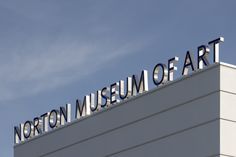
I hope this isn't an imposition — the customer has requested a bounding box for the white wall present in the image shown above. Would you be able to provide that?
[220,63,236,157]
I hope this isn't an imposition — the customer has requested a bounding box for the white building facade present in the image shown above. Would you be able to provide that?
[14,63,236,157]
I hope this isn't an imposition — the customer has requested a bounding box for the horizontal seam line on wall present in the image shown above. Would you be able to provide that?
[221,90,236,96]
[221,118,236,123]
[219,154,236,157]
[103,118,219,157]
[207,152,236,157]
[216,154,235,157]
[39,90,220,157]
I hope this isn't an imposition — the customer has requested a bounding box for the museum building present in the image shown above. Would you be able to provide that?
[14,62,236,157]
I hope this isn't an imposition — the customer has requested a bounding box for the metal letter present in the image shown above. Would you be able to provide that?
[208,37,224,63]
[182,51,195,75]
[90,91,102,112]
[33,117,42,136]
[40,112,49,132]
[131,70,148,96]
[75,95,91,119]
[153,63,168,86]
[14,124,24,144]
[101,87,110,108]
[49,109,60,129]
[110,82,120,104]
[23,121,33,139]
[198,45,210,69]
[119,77,132,100]
[60,104,72,125]
[168,56,179,81]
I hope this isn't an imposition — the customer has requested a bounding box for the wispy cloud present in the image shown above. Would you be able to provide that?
[0,0,157,103]
[0,36,150,102]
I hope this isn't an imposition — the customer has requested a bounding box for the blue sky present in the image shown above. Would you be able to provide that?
[0,0,236,156]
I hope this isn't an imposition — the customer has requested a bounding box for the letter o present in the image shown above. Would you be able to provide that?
[23,121,32,139]
[153,63,168,86]
[49,110,59,128]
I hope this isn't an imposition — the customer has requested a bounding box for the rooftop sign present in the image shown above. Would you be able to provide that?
[14,37,224,145]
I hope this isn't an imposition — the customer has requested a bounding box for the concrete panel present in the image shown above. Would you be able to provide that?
[220,63,236,94]
[220,91,236,121]
[220,119,236,157]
